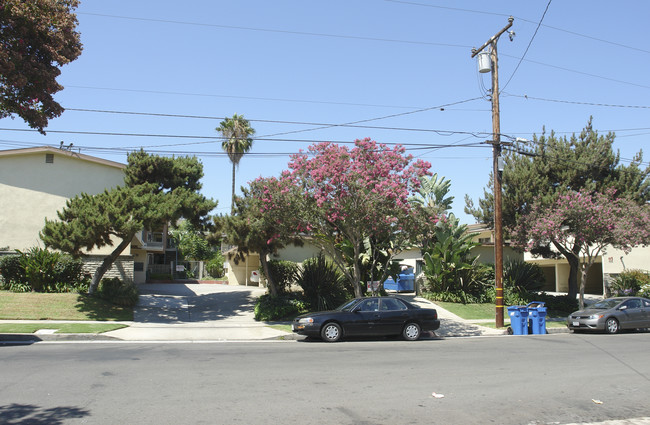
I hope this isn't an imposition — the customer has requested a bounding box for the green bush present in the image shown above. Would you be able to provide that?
[297,254,348,311]
[97,277,139,307]
[17,247,61,292]
[149,273,173,281]
[503,259,545,292]
[205,253,225,278]
[0,250,87,292]
[610,270,650,296]
[260,260,299,294]
[254,294,307,321]
[0,255,26,288]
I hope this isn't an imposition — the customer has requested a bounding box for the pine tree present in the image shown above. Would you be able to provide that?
[41,151,216,294]
[465,119,649,298]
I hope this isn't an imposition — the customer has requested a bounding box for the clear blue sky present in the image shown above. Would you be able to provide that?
[2,0,648,223]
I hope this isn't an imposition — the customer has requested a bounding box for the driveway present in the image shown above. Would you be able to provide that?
[104,283,290,341]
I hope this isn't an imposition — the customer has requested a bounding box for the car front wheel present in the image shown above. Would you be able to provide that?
[605,317,619,334]
[403,322,421,341]
[321,322,342,342]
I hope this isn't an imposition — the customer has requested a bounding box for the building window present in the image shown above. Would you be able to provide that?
[134,262,144,272]
[45,153,54,163]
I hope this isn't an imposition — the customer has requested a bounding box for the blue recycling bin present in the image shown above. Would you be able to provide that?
[383,277,397,291]
[396,268,415,292]
[526,302,547,335]
[507,306,529,335]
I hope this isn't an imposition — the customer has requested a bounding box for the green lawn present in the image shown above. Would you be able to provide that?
[0,291,133,321]
[434,301,568,329]
[0,323,127,334]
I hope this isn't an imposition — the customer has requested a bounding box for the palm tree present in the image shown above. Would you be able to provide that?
[216,114,256,214]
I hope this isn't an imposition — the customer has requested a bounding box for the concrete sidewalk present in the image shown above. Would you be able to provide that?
[1,284,568,343]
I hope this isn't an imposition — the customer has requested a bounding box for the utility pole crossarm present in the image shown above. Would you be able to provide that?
[471,17,514,57]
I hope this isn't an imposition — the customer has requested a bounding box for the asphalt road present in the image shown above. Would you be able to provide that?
[1,333,649,425]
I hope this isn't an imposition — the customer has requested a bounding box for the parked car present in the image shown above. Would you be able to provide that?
[292,296,440,342]
[567,297,650,334]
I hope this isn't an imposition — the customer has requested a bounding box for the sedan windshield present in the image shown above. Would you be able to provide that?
[336,299,360,312]
[589,299,623,309]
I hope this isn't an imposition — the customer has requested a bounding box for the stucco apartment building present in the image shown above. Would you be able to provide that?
[0,146,174,284]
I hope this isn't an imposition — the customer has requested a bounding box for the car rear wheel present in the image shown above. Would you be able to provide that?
[605,317,619,334]
[403,322,421,341]
[321,322,342,342]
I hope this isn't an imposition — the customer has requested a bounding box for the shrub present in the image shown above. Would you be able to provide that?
[503,259,545,292]
[260,260,299,294]
[639,283,650,298]
[297,254,348,311]
[1,250,87,292]
[0,255,26,288]
[610,270,650,296]
[205,253,225,278]
[422,290,487,304]
[97,277,139,307]
[53,255,86,289]
[254,294,307,321]
[17,247,61,292]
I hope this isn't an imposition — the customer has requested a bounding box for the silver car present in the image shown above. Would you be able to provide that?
[567,297,650,334]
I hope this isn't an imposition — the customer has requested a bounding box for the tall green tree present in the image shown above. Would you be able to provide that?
[465,119,649,298]
[0,0,82,133]
[216,114,255,214]
[41,151,216,294]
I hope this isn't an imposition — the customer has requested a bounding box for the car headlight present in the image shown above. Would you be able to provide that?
[298,317,314,324]
[589,314,604,320]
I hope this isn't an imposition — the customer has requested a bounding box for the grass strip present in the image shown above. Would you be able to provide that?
[0,323,128,334]
[0,291,133,321]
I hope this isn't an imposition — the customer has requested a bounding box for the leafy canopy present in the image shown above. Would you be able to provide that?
[0,0,82,133]
[41,151,216,293]
[465,119,649,297]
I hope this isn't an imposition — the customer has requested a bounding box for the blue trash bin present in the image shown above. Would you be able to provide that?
[527,302,547,334]
[507,306,529,335]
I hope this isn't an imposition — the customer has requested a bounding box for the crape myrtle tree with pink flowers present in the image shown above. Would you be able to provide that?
[277,138,432,298]
[511,189,650,309]
[218,175,304,297]
[466,119,649,299]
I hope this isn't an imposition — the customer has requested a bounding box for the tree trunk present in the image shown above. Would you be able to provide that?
[231,162,236,215]
[259,249,278,297]
[88,237,133,295]
[353,242,363,298]
[553,241,579,299]
[579,264,588,310]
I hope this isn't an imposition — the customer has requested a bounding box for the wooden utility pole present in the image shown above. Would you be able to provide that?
[471,17,513,329]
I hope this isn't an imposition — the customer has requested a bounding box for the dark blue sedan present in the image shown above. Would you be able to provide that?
[292,296,440,342]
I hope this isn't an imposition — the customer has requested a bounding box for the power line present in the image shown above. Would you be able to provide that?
[79,12,471,49]
[501,0,552,92]
[66,100,492,138]
[66,85,423,110]
[505,93,650,109]
[75,12,649,91]
[0,127,490,149]
[384,0,650,54]
[500,54,650,90]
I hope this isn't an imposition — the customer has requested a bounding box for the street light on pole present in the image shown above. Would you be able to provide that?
[471,16,514,329]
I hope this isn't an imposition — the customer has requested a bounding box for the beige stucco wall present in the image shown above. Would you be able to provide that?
[601,246,650,274]
[0,149,125,253]
[225,253,261,286]
[274,242,321,264]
